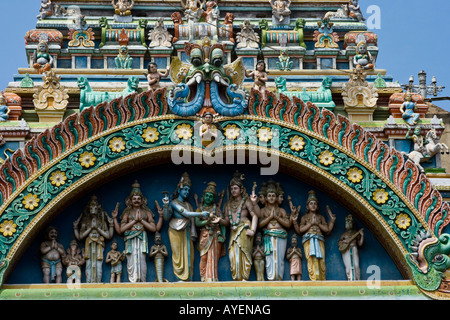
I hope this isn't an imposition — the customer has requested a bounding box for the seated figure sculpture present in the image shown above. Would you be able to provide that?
[115,46,133,69]
[270,0,291,23]
[353,41,374,70]
[32,40,54,74]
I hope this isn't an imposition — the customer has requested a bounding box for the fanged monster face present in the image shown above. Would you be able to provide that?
[183,38,231,104]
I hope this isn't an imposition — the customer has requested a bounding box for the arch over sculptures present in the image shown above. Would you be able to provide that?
[0,89,449,299]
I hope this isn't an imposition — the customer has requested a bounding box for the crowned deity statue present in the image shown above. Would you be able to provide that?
[258,180,292,281]
[338,215,364,281]
[400,92,420,126]
[270,0,291,24]
[32,40,54,74]
[223,171,260,281]
[194,182,227,282]
[162,172,210,281]
[291,190,336,281]
[112,181,163,282]
[73,195,114,283]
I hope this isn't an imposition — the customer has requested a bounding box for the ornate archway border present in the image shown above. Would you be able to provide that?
[0,89,448,299]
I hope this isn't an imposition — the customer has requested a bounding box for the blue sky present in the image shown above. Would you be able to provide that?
[1,0,449,110]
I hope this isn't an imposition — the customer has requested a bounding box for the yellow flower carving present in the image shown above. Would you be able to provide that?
[373,189,389,204]
[289,136,305,151]
[23,194,40,211]
[347,168,363,183]
[0,220,17,237]
[257,127,272,142]
[142,127,159,143]
[176,124,193,140]
[109,137,126,153]
[224,124,240,140]
[395,214,411,230]
[319,150,335,166]
[79,151,96,168]
[50,171,67,187]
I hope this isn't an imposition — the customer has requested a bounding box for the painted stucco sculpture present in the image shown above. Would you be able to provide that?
[168,37,247,117]
[275,76,335,110]
[78,76,140,111]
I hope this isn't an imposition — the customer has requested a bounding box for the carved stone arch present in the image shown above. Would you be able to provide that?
[0,90,449,299]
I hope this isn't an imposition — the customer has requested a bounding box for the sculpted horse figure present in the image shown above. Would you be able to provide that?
[404,127,449,172]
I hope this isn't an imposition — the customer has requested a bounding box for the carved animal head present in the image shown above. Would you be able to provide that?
[77,77,92,91]
[171,12,183,25]
[127,76,140,91]
[274,77,287,91]
[321,77,333,89]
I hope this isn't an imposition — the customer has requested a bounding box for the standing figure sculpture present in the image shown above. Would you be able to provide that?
[245,60,268,100]
[286,234,302,280]
[149,232,168,282]
[338,215,364,281]
[40,227,66,283]
[63,240,85,284]
[291,190,336,281]
[195,182,227,282]
[105,240,126,283]
[162,172,210,281]
[147,62,170,91]
[112,181,163,282]
[223,171,260,281]
[400,92,420,126]
[258,181,292,281]
[270,0,291,23]
[32,40,54,74]
[252,232,265,281]
[73,195,114,283]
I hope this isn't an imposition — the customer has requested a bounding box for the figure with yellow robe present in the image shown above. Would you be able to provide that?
[291,190,335,281]
[223,171,260,281]
[163,172,209,281]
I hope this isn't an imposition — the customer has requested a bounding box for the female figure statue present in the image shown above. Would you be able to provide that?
[400,92,420,126]
[73,195,114,283]
[162,172,209,281]
[195,182,226,282]
[112,181,163,282]
[258,181,292,281]
[291,190,336,281]
[223,171,260,281]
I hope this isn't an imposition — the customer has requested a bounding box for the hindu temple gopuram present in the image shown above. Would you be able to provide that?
[1,0,450,302]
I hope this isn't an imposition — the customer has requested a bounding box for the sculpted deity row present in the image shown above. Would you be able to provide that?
[40,171,363,284]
